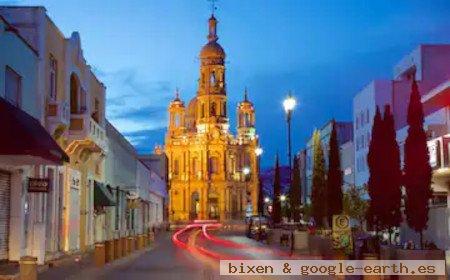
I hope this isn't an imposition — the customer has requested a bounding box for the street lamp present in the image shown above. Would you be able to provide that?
[243,167,250,176]
[280,195,286,202]
[255,147,263,157]
[283,93,296,175]
[264,197,270,203]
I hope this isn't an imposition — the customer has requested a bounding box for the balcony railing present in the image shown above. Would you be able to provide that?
[69,113,107,151]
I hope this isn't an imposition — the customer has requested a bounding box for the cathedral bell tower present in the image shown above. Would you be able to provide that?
[168,89,186,136]
[237,88,256,141]
[196,14,229,133]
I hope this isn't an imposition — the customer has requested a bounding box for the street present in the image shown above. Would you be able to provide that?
[39,223,338,280]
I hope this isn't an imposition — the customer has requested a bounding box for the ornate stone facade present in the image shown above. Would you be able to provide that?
[165,14,260,222]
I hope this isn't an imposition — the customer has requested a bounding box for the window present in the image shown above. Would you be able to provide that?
[209,157,219,174]
[174,159,179,175]
[210,102,216,116]
[49,55,57,100]
[201,103,205,118]
[222,102,226,116]
[210,71,216,86]
[5,66,22,107]
[355,116,359,130]
[366,109,370,124]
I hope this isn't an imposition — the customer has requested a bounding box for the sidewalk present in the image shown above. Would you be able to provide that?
[39,247,152,280]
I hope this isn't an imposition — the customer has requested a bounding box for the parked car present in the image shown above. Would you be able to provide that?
[246,215,272,241]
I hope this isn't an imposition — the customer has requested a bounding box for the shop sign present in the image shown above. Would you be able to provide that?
[28,178,50,192]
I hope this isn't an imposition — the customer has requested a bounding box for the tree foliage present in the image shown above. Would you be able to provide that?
[381,105,402,230]
[343,185,368,228]
[367,107,383,229]
[327,120,343,225]
[404,79,433,242]
[311,130,327,227]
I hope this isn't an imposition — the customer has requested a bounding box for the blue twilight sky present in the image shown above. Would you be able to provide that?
[3,0,450,167]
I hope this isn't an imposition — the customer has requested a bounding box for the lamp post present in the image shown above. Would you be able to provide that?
[283,93,297,178]
[242,166,250,220]
[255,147,263,215]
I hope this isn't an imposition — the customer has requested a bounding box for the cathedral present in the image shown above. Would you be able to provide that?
[165,13,260,222]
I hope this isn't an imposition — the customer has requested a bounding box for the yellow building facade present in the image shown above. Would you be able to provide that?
[165,14,260,222]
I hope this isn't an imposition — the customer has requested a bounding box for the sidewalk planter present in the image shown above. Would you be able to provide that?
[105,240,115,262]
[19,256,38,280]
[94,243,106,267]
[121,237,128,256]
[114,238,122,259]
[396,249,446,280]
[293,230,309,251]
[137,235,144,250]
[127,237,135,254]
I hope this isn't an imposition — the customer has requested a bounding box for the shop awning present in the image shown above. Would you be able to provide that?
[0,97,69,165]
[94,181,116,207]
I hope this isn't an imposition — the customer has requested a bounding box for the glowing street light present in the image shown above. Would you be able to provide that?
[264,197,270,203]
[280,195,286,202]
[243,167,250,176]
[283,94,297,114]
[255,147,263,156]
[283,92,297,180]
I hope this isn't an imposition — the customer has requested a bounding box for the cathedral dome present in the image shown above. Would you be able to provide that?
[200,41,225,59]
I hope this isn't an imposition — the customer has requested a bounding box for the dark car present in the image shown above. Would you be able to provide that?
[246,215,272,241]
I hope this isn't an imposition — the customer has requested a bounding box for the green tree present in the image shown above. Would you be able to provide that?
[289,155,302,222]
[343,185,368,230]
[311,130,327,227]
[327,120,343,226]
[404,79,433,248]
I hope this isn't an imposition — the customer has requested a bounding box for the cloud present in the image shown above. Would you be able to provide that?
[121,128,166,154]
[113,105,167,122]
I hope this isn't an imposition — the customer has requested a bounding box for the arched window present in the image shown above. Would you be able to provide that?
[210,71,216,86]
[49,55,57,100]
[210,102,216,116]
[222,102,227,116]
[174,113,181,127]
[201,103,205,118]
[244,113,251,127]
[209,157,219,174]
[174,159,180,176]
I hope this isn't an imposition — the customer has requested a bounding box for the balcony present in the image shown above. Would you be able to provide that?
[46,100,70,134]
[68,112,107,153]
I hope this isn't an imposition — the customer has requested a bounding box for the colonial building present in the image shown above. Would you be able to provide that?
[165,14,260,222]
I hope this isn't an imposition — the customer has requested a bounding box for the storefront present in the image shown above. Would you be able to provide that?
[0,97,69,263]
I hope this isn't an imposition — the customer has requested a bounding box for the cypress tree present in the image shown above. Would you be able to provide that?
[367,106,383,231]
[381,105,402,239]
[311,130,327,227]
[327,120,343,226]
[289,155,302,222]
[272,154,282,224]
[404,79,433,248]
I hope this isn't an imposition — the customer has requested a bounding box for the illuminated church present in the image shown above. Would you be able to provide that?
[165,13,260,222]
